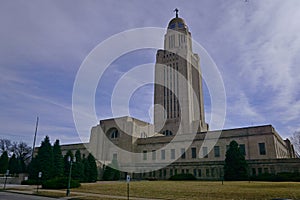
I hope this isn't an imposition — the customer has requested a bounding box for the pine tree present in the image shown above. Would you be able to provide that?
[28,157,39,180]
[64,150,74,177]
[72,150,84,181]
[8,154,21,174]
[52,140,64,178]
[87,153,98,182]
[224,140,248,181]
[36,136,54,181]
[82,156,90,182]
[0,151,9,174]
[102,158,120,181]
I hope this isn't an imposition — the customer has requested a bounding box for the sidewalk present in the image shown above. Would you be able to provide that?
[2,184,164,200]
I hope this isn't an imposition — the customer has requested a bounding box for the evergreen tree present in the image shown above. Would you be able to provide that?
[52,140,64,178]
[102,158,120,181]
[36,136,54,181]
[82,155,90,182]
[224,140,248,181]
[82,153,98,182]
[8,154,21,174]
[72,150,84,181]
[63,150,74,177]
[0,151,9,174]
[87,153,98,182]
[28,157,39,180]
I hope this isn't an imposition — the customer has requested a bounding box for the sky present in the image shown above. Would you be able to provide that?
[1,0,300,146]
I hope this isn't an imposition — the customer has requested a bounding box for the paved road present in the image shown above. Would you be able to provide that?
[0,192,58,200]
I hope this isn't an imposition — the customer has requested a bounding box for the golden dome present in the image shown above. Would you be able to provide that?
[168,17,186,29]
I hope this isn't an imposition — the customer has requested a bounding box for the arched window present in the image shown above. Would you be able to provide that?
[163,130,173,136]
[107,128,119,139]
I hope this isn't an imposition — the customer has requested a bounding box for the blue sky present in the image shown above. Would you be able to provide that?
[1,0,300,146]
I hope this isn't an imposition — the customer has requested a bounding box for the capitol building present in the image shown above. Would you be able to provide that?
[60,11,299,180]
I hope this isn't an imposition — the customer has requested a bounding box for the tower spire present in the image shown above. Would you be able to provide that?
[174,8,179,18]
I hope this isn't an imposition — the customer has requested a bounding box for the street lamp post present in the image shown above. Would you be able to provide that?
[66,156,76,196]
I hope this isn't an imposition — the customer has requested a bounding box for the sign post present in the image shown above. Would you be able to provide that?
[3,170,9,190]
[37,172,42,193]
[126,175,130,200]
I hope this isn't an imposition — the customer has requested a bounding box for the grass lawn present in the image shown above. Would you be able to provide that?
[73,181,300,200]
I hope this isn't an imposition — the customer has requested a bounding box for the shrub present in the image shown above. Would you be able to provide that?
[169,173,196,181]
[21,179,38,185]
[250,172,300,182]
[147,177,158,181]
[42,177,81,189]
[102,165,120,181]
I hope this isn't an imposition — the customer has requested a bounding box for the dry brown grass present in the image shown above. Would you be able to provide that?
[73,181,300,200]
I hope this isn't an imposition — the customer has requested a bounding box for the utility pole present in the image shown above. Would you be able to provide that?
[31,116,39,160]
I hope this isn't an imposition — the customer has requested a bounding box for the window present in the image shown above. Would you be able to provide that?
[163,130,173,136]
[203,147,208,158]
[258,168,262,174]
[214,146,220,157]
[191,147,197,159]
[171,149,175,159]
[186,169,189,174]
[163,169,167,177]
[175,169,178,175]
[169,23,175,29]
[108,128,119,139]
[152,150,156,160]
[226,145,230,151]
[143,150,147,160]
[239,144,246,155]
[264,168,269,174]
[153,171,156,177]
[198,169,202,177]
[159,169,162,177]
[252,168,256,175]
[193,169,197,177]
[206,169,210,177]
[259,143,266,155]
[211,168,215,177]
[181,169,184,174]
[181,148,186,159]
[170,169,173,176]
[113,153,117,160]
[161,149,165,160]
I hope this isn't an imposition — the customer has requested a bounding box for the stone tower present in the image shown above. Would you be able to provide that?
[154,10,208,135]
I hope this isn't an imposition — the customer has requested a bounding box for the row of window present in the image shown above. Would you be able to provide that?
[163,62,179,119]
[168,34,186,49]
[168,22,185,29]
[142,143,266,160]
[145,167,220,178]
[251,167,274,175]
[108,129,266,157]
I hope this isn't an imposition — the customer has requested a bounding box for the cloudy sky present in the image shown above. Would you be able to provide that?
[1,0,300,146]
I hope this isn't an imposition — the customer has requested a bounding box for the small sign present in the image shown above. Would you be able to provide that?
[6,170,9,176]
[126,175,130,183]
[38,172,42,178]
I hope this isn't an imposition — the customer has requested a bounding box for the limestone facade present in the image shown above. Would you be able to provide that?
[53,12,300,180]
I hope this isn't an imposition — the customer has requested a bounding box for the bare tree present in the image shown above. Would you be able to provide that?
[290,131,300,154]
[11,141,32,160]
[0,138,12,154]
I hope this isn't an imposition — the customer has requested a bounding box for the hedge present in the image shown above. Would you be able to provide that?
[169,173,197,181]
[42,177,81,189]
[21,179,38,185]
[250,172,300,182]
